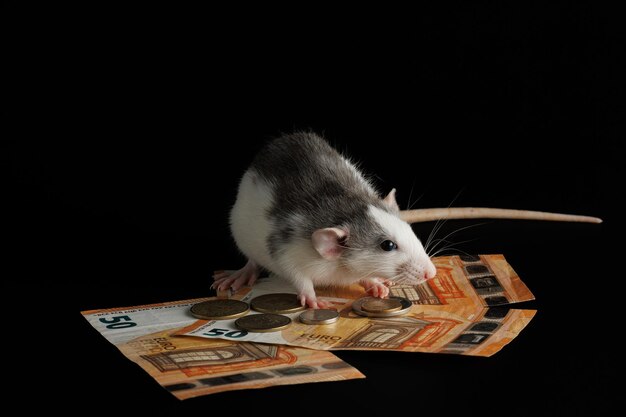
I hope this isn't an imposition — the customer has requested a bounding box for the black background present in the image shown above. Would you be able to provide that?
[6,3,624,415]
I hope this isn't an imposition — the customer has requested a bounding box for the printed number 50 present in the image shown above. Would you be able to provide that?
[99,315,137,329]
[203,328,247,338]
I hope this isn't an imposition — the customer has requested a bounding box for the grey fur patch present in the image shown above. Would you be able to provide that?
[250,132,394,256]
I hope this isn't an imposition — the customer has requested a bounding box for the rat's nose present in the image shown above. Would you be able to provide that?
[424,262,437,280]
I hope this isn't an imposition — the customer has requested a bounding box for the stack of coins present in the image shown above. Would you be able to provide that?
[351,296,412,317]
[299,309,339,325]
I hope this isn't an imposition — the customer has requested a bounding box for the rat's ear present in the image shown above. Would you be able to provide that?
[382,188,400,211]
[312,227,349,260]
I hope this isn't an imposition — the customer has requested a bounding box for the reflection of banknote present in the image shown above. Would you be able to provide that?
[183,255,536,357]
[82,298,364,400]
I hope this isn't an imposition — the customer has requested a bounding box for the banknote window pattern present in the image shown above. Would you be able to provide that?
[272,366,316,376]
[390,268,464,305]
[339,317,430,349]
[470,322,500,332]
[438,306,511,354]
[390,284,440,304]
[484,307,509,319]
[171,350,236,362]
[198,372,273,387]
[142,344,278,372]
[360,328,401,343]
[460,255,510,305]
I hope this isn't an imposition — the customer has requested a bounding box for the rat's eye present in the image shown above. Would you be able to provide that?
[380,240,397,251]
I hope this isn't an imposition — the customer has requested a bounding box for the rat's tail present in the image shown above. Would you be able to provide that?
[400,208,602,224]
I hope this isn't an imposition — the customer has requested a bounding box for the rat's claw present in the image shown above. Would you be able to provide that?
[379,285,390,298]
[360,277,390,298]
[231,273,254,292]
[298,293,328,309]
[213,271,230,280]
[298,294,311,307]
[211,276,232,290]
[315,299,332,309]
[212,260,260,293]
[246,274,258,287]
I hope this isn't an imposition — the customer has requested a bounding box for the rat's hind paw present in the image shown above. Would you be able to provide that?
[211,260,259,292]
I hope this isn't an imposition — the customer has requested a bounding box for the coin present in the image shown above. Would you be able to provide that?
[250,293,306,314]
[361,298,403,313]
[190,299,250,320]
[299,309,339,325]
[235,313,292,332]
[352,296,412,318]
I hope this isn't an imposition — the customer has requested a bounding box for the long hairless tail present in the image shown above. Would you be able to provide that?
[399,208,602,224]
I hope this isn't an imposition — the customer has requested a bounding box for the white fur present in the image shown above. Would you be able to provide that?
[229,170,277,270]
[230,170,356,297]
[231,170,436,301]
[366,205,436,282]
[369,205,423,256]
[277,237,358,286]
[268,204,436,292]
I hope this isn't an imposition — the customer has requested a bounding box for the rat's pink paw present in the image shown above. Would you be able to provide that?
[298,293,331,309]
[360,278,390,298]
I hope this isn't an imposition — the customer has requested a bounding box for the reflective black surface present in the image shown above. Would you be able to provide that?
[6,3,623,415]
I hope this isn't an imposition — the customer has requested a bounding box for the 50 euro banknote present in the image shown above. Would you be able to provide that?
[179,255,536,357]
[82,298,364,400]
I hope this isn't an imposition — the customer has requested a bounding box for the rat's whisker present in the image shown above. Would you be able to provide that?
[423,223,441,253]
[430,246,474,258]
[406,180,425,211]
[429,238,477,258]
[423,189,465,253]
[359,268,389,280]
[427,223,486,256]
[430,242,472,258]
[405,179,415,211]
[428,238,453,248]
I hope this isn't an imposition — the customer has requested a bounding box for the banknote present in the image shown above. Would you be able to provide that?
[82,298,365,400]
[183,255,536,357]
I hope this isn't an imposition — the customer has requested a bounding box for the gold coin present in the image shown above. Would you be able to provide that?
[250,293,306,314]
[352,296,412,318]
[235,313,292,332]
[190,299,250,320]
[361,297,403,313]
[299,309,339,325]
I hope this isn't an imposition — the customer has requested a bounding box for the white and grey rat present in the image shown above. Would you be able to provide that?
[213,132,602,308]
[213,132,435,308]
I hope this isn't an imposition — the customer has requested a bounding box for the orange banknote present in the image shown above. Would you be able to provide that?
[82,299,364,400]
[181,255,536,357]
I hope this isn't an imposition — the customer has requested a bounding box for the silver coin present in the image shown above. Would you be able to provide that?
[299,309,340,325]
[352,296,412,317]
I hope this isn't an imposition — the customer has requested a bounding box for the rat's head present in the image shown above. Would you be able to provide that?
[312,189,437,284]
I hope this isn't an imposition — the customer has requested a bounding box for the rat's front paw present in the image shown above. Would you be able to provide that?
[297,293,331,309]
[359,277,390,298]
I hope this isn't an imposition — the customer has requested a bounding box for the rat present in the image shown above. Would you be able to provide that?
[212,132,436,308]
[212,132,602,308]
